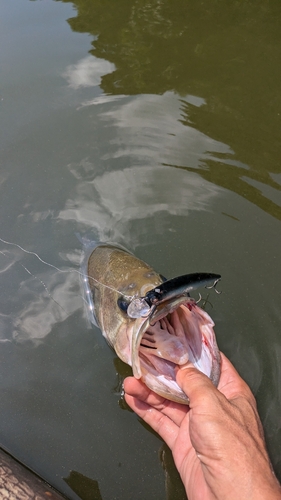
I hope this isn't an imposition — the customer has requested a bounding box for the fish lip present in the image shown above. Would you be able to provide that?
[131,317,151,379]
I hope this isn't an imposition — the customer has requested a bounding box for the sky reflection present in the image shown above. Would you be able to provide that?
[0,248,83,343]
[63,55,115,89]
[59,91,233,243]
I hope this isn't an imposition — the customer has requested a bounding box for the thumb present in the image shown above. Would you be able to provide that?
[176,365,219,408]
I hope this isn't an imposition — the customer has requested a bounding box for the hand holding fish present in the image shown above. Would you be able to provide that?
[83,242,280,498]
[124,353,281,500]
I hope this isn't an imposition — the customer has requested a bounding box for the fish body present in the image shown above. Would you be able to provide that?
[84,243,221,404]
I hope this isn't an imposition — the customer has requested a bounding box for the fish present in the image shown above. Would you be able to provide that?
[82,241,221,404]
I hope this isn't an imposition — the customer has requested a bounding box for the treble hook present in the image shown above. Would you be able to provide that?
[200,293,214,310]
[206,278,222,295]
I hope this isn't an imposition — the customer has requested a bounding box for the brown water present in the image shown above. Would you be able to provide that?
[1,1,281,499]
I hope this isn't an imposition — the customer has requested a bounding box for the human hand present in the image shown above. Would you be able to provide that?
[124,353,281,500]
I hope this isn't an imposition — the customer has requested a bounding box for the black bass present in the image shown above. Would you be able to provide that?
[82,242,221,405]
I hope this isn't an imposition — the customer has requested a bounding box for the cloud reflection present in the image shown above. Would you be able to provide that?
[12,271,81,343]
[59,165,221,243]
[63,55,115,89]
[0,248,84,343]
[59,93,227,242]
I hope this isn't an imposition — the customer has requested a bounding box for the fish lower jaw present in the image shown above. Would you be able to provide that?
[142,371,190,405]
[138,350,190,404]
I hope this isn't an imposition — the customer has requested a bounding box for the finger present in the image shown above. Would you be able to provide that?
[124,377,189,426]
[176,354,256,412]
[124,377,165,407]
[176,365,220,410]
[124,393,181,450]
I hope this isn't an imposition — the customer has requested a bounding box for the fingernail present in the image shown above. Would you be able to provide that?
[177,361,193,371]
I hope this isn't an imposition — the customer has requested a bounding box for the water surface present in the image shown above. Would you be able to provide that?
[1,1,281,498]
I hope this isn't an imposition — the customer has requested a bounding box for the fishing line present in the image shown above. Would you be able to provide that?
[19,263,67,313]
[0,237,133,299]
[0,238,219,313]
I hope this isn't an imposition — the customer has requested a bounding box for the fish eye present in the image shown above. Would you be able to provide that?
[117,297,130,313]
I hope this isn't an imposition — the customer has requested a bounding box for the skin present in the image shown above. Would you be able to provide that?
[124,353,281,500]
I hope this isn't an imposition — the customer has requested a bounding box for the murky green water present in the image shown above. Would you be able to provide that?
[1,1,281,498]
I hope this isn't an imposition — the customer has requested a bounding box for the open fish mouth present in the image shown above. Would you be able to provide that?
[83,241,221,405]
[131,296,221,404]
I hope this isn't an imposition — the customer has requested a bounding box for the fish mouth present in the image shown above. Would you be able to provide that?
[131,297,221,404]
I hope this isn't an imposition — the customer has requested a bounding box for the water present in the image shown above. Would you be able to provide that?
[1,0,281,498]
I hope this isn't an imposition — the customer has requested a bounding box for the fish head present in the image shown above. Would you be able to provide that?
[86,244,162,362]
[85,243,221,405]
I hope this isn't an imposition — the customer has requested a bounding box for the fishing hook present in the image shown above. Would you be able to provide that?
[206,278,222,294]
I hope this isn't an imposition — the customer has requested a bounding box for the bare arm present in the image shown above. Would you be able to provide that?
[124,353,281,500]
